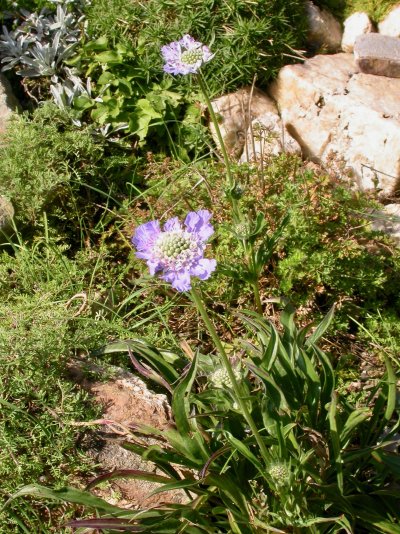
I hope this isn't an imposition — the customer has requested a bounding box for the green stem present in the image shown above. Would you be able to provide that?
[196,73,239,219]
[252,277,263,316]
[190,286,270,464]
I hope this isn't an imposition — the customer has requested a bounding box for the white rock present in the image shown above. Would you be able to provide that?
[371,204,400,243]
[239,112,301,164]
[378,5,400,37]
[0,74,18,135]
[210,87,278,159]
[342,12,374,53]
[269,53,400,197]
[305,0,343,52]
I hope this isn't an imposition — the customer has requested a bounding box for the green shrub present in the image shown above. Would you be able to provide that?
[85,0,308,94]
[0,229,136,531]
[315,0,399,22]
[0,102,138,231]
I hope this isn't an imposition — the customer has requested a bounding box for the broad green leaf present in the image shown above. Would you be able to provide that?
[84,36,109,51]
[97,71,115,85]
[129,98,162,141]
[73,95,94,111]
[95,50,123,64]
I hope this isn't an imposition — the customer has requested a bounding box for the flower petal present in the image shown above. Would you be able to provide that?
[162,270,192,292]
[190,258,216,280]
[132,220,161,251]
[179,34,201,50]
[184,210,214,241]
[163,216,182,232]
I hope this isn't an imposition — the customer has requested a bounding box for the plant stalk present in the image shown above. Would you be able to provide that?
[190,286,269,464]
[196,73,239,220]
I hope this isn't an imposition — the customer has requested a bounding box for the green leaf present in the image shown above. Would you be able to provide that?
[172,354,198,435]
[2,485,124,514]
[73,94,94,111]
[86,469,173,490]
[224,433,264,475]
[95,50,123,64]
[129,99,162,141]
[84,36,109,51]
[67,518,143,531]
[93,339,179,383]
[149,478,204,497]
[97,71,115,85]
[383,354,396,422]
[372,450,400,477]
[305,304,335,346]
[328,392,344,494]
[340,408,370,447]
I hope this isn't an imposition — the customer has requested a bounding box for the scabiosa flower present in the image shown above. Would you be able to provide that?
[132,210,216,292]
[210,366,242,389]
[161,34,214,75]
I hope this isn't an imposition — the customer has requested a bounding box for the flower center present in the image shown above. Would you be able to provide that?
[181,48,203,65]
[155,231,196,263]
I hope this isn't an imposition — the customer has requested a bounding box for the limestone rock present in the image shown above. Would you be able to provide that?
[69,359,186,507]
[342,12,374,53]
[0,74,18,134]
[370,204,400,244]
[210,87,277,158]
[239,112,301,164]
[305,0,343,52]
[269,53,400,196]
[378,5,400,37]
[354,33,400,78]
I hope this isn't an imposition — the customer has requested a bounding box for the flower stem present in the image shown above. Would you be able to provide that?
[252,277,263,315]
[190,286,270,464]
[196,73,239,220]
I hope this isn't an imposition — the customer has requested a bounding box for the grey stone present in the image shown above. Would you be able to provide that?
[305,0,343,52]
[0,196,14,237]
[0,74,19,134]
[354,33,400,78]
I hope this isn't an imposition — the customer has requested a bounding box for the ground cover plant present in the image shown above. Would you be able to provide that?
[0,1,400,532]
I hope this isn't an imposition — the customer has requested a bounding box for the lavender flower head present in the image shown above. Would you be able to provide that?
[132,210,217,292]
[161,34,214,75]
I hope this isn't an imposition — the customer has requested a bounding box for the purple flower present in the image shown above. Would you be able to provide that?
[161,34,214,75]
[132,210,217,292]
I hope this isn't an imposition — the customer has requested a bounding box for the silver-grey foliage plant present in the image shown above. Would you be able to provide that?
[0,0,90,107]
